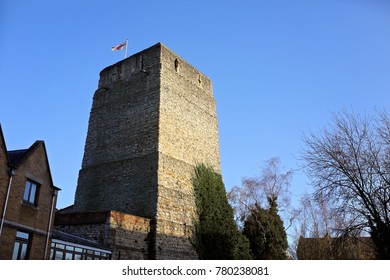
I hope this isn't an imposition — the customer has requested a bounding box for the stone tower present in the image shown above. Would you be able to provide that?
[69,43,220,259]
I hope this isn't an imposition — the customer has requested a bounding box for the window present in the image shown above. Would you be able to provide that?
[50,241,111,260]
[12,231,30,260]
[23,180,39,204]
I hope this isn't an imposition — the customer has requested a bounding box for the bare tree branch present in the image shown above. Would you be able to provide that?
[301,110,390,259]
[228,157,293,229]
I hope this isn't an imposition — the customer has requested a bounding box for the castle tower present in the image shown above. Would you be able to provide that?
[69,43,221,259]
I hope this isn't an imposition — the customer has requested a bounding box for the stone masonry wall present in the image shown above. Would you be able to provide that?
[154,45,221,259]
[66,43,221,259]
[109,211,150,259]
[72,45,161,218]
[55,211,150,260]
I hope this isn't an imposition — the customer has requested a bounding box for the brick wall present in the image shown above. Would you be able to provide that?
[0,141,56,259]
[0,128,9,224]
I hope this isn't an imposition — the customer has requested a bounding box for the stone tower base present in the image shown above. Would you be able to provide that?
[54,211,197,260]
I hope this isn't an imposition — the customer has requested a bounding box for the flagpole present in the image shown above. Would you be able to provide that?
[125,39,128,59]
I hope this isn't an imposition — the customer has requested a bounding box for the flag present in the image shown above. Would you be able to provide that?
[112,42,127,51]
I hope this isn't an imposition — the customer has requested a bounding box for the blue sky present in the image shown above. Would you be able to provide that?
[1,0,389,210]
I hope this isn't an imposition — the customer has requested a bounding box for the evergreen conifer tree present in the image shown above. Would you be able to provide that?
[243,197,288,259]
[192,164,252,259]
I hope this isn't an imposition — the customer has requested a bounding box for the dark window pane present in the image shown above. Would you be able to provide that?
[23,180,38,204]
[12,243,20,260]
[29,183,36,203]
[74,247,83,253]
[55,251,64,260]
[66,245,74,251]
[23,182,31,201]
[16,231,29,240]
[20,244,28,260]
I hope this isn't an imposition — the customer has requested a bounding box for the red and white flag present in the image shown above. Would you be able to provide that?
[112,41,127,51]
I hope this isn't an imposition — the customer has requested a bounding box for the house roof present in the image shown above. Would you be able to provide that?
[7,140,45,168]
[7,148,29,167]
[0,124,10,165]
[51,229,111,252]
[0,126,60,191]
[297,236,376,260]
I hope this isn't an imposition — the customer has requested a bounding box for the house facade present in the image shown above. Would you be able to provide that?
[0,125,60,259]
[297,235,377,260]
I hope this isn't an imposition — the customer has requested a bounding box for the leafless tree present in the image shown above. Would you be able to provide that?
[288,193,348,259]
[301,110,390,259]
[228,157,293,228]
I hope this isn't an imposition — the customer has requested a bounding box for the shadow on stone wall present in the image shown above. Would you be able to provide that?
[54,211,198,260]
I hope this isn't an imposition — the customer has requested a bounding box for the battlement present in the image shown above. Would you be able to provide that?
[98,43,212,95]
